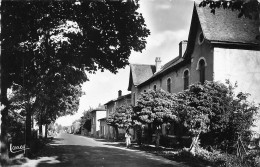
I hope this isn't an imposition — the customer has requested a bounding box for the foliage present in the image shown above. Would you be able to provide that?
[132,89,179,147]
[71,120,81,134]
[1,0,150,159]
[173,146,260,167]
[80,109,93,131]
[48,123,56,132]
[200,0,260,20]
[6,85,26,144]
[133,89,178,127]
[200,81,259,152]
[2,0,150,89]
[173,80,259,155]
[174,84,213,137]
[35,84,83,125]
[106,105,133,129]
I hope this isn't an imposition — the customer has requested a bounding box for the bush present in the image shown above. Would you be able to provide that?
[243,150,260,167]
[174,146,260,167]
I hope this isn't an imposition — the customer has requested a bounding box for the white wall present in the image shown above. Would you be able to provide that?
[96,111,106,131]
[214,47,260,132]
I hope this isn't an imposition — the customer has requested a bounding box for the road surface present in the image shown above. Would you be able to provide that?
[20,133,189,167]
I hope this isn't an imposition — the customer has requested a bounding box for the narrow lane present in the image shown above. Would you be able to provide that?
[22,133,189,167]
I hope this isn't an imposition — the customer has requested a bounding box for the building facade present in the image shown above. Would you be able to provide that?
[104,90,131,139]
[128,3,260,133]
[90,108,106,137]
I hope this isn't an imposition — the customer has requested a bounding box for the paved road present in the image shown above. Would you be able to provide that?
[21,133,189,167]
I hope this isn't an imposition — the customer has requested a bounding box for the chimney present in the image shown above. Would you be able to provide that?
[179,40,187,58]
[118,90,122,97]
[155,57,162,72]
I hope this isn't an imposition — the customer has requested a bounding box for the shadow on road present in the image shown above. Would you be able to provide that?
[16,134,192,167]
[49,138,64,144]
[32,145,184,167]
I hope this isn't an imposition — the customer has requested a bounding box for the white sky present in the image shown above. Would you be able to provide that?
[56,0,194,126]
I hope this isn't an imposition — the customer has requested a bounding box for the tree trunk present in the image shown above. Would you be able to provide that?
[25,106,32,150]
[45,124,48,138]
[39,122,42,138]
[0,89,9,162]
[114,126,119,141]
[148,123,152,143]
[155,126,161,148]
[189,132,201,155]
[1,27,10,162]
[136,125,142,145]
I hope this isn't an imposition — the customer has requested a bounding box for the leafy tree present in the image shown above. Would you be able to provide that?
[71,120,81,134]
[174,84,213,154]
[1,0,150,160]
[35,84,83,138]
[48,123,56,133]
[215,82,259,153]
[200,0,259,19]
[80,109,93,132]
[174,81,259,155]
[107,105,133,140]
[6,86,26,145]
[133,89,177,147]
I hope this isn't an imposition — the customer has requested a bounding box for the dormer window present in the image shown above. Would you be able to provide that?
[198,32,204,45]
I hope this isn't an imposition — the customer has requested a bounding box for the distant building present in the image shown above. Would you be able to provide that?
[128,2,260,135]
[90,108,106,137]
[98,118,107,138]
[104,90,131,139]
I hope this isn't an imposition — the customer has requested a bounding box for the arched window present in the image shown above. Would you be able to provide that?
[167,78,171,93]
[199,59,205,84]
[183,70,189,90]
[153,84,157,91]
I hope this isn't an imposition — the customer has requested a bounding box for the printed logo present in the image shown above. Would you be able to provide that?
[10,144,30,154]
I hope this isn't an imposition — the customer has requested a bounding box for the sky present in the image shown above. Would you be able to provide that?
[56,0,194,126]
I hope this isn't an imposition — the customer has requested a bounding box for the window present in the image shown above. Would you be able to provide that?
[133,93,135,106]
[167,78,171,93]
[199,59,206,84]
[153,84,157,91]
[183,70,189,90]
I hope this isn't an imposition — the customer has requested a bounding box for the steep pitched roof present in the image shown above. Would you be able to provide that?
[195,3,259,45]
[137,57,185,87]
[127,64,156,91]
[117,93,131,101]
[104,99,115,105]
[135,3,260,88]
[104,93,131,106]
[90,108,106,113]
[183,2,260,59]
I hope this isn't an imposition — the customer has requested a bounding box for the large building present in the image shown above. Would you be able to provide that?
[102,90,131,139]
[128,3,260,133]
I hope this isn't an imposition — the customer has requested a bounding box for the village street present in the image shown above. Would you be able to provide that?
[19,133,189,167]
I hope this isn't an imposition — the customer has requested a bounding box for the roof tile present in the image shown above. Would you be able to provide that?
[130,64,156,86]
[195,3,260,44]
